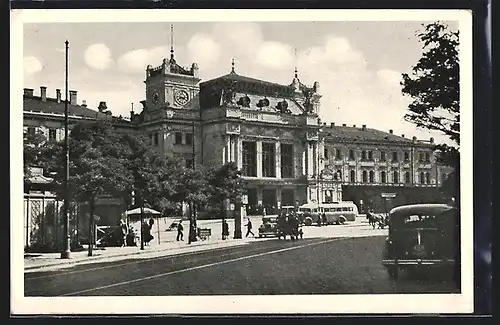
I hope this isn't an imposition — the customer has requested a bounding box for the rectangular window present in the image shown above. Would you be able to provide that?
[262,142,276,177]
[361,150,367,161]
[425,152,431,163]
[380,151,386,162]
[242,141,257,177]
[48,129,57,141]
[419,152,424,162]
[368,150,373,161]
[404,151,410,162]
[174,132,183,145]
[324,147,329,160]
[349,149,355,160]
[185,133,193,146]
[27,127,35,137]
[153,132,159,146]
[392,151,398,162]
[186,159,193,169]
[381,171,386,183]
[335,148,342,160]
[280,143,294,178]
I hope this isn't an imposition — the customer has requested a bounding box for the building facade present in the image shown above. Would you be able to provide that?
[23,51,453,217]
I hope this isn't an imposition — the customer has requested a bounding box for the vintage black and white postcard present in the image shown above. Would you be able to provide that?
[11,9,473,314]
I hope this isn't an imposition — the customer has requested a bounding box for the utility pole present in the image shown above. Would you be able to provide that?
[60,40,71,259]
[189,119,197,244]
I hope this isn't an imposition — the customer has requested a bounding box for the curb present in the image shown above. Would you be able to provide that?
[24,239,249,271]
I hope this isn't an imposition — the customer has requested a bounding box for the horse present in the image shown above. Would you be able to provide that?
[367,211,386,229]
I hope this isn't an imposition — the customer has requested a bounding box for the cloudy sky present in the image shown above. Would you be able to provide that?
[23,20,458,144]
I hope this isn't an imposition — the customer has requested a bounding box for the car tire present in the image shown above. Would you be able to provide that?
[305,219,312,226]
[386,266,398,279]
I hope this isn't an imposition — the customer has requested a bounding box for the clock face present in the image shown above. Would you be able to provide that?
[174,89,189,106]
[152,91,160,104]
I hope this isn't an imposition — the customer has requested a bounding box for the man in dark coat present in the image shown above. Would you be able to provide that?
[177,220,184,241]
[245,218,254,237]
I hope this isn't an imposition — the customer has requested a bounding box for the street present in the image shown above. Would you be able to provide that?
[25,232,459,296]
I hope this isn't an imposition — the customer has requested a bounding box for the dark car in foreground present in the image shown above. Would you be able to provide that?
[382,203,460,283]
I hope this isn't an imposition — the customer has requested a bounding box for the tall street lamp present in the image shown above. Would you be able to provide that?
[60,40,71,259]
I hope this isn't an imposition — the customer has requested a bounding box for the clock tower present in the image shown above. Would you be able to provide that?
[144,49,201,111]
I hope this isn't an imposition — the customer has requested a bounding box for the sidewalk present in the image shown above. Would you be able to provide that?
[24,237,254,272]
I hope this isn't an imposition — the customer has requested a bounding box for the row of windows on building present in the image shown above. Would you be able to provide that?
[26,127,58,141]
[241,141,434,183]
[242,141,295,178]
[324,148,431,163]
[150,131,193,147]
[326,169,432,185]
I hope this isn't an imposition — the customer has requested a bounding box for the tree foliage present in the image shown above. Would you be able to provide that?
[206,162,247,215]
[401,22,460,146]
[23,130,53,183]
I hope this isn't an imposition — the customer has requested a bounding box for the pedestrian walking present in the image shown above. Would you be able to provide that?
[222,220,229,240]
[177,220,184,241]
[245,218,254,237]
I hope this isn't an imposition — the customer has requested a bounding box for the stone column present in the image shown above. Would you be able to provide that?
[256,140,263,178]
[221,136,227,164]
[226,135,231,164]
[230,136,236,162]
[302,143,307,176]
[236,137,243,169]
[276,187,282,209]
[275,141,281,178]
[257,186,263,206]
[307,142,314,178]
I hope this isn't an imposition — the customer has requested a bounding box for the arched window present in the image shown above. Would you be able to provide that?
[420,172,425,184]
[362,170,368,183]
[381,171,386,183]
[350,170,356,182]
[369,170,374,183]
[393,171,399,183]
[425,172,431,184]
[405,171,410,184]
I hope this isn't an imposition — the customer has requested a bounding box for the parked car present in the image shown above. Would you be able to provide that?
[258,216,280,238]
[382,203,460,282]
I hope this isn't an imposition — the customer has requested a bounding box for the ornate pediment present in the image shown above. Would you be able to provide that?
[226,123,241,135]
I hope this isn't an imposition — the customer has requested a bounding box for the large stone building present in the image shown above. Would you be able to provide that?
[23,50,453,218]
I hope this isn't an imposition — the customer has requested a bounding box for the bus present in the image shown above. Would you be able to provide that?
[297,201,359,226]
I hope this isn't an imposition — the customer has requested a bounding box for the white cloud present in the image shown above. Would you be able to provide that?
[212,23,264,58]
[186,34,221,66]
[256,41,294,70]
[377,69,403,86]
[117,48,152,73]
[84,43,113,71]
[24,56,43,75]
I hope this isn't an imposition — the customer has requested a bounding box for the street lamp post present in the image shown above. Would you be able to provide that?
[60,40,71,259]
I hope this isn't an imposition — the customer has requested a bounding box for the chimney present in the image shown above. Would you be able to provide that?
[430,137,434,144]
[342,123,347,127]
[69,90,77,105]
[98,101,107,113]
[81,100,87,107]
[40,86,47,101]
[56,89,61,103]
[412,136,417,141]
[330,122,335,127]
[389,129,393,134]
[130,111,135,121]
[401,134,405,138]
[362,124,366,130]
[23,88,34,96]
